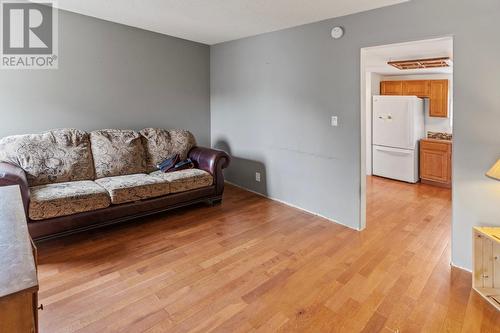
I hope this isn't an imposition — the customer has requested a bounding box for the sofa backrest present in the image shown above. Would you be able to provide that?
[0,128,197,183]
[0,129,95,186]
[90,129,146,178]
[140,128,196,172]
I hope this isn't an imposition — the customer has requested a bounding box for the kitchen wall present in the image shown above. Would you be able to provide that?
[211,0,500,270]
[0,10,211,145]
[382,74,453,135]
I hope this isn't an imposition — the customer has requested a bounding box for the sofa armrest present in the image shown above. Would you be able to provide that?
[0,162,30,215]
[188,147,230,196]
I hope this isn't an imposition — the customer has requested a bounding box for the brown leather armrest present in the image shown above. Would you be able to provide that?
[188,147,230,196]
[0,162,30,215]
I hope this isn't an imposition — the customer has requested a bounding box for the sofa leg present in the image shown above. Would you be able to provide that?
[208,198,222,206]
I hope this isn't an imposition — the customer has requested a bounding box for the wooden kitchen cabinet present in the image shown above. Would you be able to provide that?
[429,80,449,117]
[380,81,402,95]
[380,79,449,118]
[419,139,452,187]
[402,80,430,97]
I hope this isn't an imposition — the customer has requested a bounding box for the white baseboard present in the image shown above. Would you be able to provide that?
[224,181,358,231]
[450,262,472,273]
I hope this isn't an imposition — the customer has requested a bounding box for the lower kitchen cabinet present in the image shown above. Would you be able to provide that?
[419,139,452,187]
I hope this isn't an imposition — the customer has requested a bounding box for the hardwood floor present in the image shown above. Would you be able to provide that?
[37,177,500,332]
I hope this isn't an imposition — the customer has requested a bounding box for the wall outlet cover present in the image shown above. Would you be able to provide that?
[255,172,261,182]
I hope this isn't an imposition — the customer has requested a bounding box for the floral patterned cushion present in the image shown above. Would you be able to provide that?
[90,129,147,178]
[95,173,170,205]
[140,128,196,172]
[150,169,213,193]
[0,129,95,186]
[29,181,111,220]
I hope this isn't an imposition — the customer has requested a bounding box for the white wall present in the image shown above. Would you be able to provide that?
[382,74,453,134]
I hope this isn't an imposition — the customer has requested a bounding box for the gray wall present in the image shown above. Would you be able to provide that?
[211,0,500,270]
[0,10,211,145]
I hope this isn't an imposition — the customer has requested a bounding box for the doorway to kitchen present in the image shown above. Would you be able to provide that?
[359,36,454,230]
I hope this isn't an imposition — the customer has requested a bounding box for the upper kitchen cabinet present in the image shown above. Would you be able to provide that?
[380,81,402,95]
[402,80,430,97]
[429,80,449,118]
[380,79,449,118]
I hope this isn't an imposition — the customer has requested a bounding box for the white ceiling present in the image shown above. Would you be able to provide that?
[363,37,453,75]
[53,0,409,45]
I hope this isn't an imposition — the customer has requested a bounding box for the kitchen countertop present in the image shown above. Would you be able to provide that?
[427,131,452,141]
[421,138,452,144]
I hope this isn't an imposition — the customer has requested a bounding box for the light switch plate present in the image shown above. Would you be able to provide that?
[331,116,338,127]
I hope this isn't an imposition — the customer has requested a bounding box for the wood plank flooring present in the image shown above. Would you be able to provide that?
[36,177,500,332]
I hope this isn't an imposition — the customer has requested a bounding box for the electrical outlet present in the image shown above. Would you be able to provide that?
[331,116,338,127]
[255,172,261,182]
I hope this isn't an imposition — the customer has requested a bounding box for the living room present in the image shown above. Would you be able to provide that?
[0,0,499,332]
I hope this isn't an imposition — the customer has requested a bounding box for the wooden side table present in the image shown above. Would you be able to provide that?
[0,185,39,332]
[473,227,500,311]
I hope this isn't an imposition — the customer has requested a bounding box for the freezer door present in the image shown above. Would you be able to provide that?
[372,145,419,183]
[373,96,415,150]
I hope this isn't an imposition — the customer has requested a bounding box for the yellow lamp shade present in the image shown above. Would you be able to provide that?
[486,159,500,180]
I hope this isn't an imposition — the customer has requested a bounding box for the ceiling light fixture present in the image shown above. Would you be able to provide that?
[388,57,452,70]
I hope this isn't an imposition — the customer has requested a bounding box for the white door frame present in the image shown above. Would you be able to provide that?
[359,47,368,230]
[359,36,454,231]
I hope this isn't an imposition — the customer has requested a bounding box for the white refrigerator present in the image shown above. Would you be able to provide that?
[372,95,424,183]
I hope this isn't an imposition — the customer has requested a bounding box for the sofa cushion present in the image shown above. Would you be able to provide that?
[150,169,213,193]
[95,174,170,204]
[140,128,196,172]
[0,129,95,186]
[29,181,111,220]
[90,129,146,178]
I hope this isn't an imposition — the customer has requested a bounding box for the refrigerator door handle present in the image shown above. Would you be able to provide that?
[374,147,412,155]
[377,114,393,120]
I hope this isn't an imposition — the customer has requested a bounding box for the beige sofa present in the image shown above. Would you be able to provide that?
[0,128,230,240]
